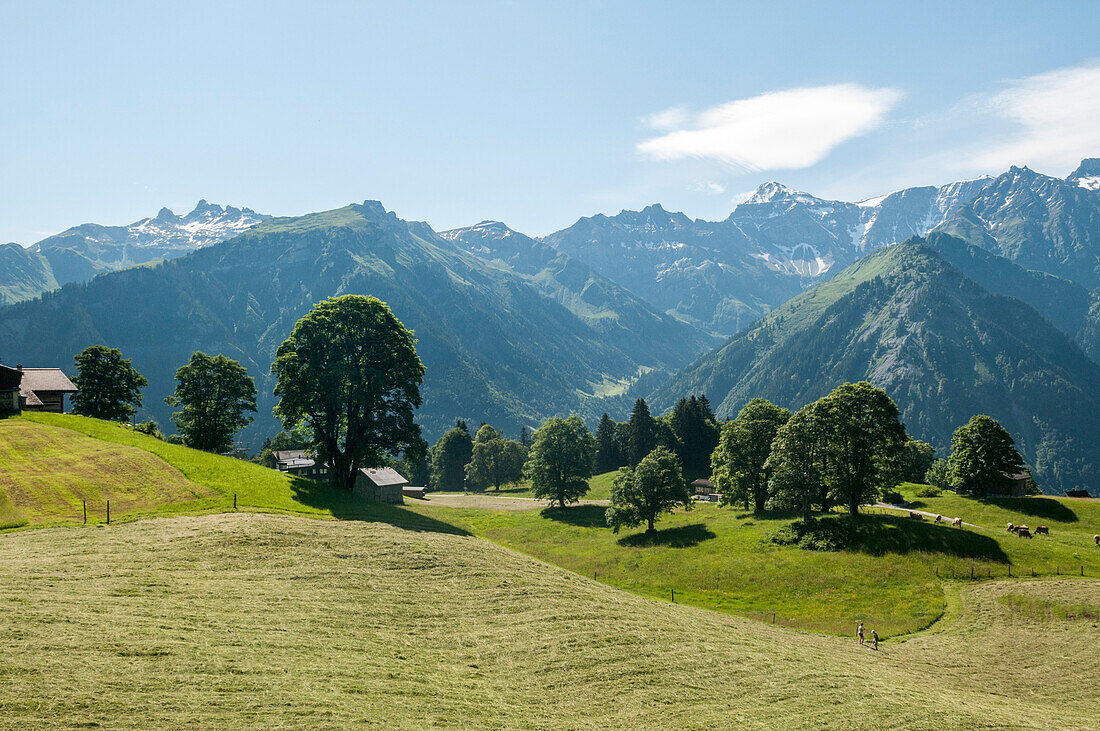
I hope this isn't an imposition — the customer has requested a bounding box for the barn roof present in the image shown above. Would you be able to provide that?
[19,368,76,393]
[273,450,309,462]
[360,467,408,487]
[691,478,715,488]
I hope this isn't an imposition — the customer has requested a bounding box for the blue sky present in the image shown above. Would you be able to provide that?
[2,1,1098,243]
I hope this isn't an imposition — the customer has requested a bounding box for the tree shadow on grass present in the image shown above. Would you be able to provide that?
[617,523,716,548]
[980,497,1078,523]
[773,515,1008,562]
[540,504,607,528]
[288,477,469,536]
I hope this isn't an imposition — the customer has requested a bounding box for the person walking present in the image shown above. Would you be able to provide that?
[858,621,864,646]
[871,629,878,650]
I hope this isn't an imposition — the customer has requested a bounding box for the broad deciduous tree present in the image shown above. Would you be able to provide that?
[712,398,790,512]
[525,415,595,508]
[946,415,1025,497]
[272,295,426,490]
[167,351,257,453]
[71,345,148,422]
[466,425,527,491]
[431,422,474,491]
[605,446,691,533]
[899,439,936,483]
[765,402,827,523]
[817,382,906,516]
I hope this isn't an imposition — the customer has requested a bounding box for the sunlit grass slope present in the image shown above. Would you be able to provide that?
[6,413,452,532]
[412,497,1100,636]
[458,469,617,500]
[0,513,1097,729]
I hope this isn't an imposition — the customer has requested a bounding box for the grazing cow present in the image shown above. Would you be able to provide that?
[910,512,923,521]
[1034,526,1049,535]
[952,517,963,527]
[1007,523,1014,532]
[1017,528,1032,539]
[935,514,942,523]
[1094,534,1099,546]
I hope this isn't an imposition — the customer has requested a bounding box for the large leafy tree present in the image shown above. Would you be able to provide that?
[765,402,827,523]
[668,395,720,479]
[605,446,691,534]
[70,345,148,422]
[817,382,906,516]
[167,351,257,453]
[946,415,1025,497]
[712,398,790,512]
[466,424,527,491]
[525,415,596,508]
[625,398,658,467]
[899,439,936,483]
[594,413,623,474]
[272,295,426,490]
[430,422,473,491]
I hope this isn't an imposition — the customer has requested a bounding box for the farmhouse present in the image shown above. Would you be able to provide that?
[0,363,21,414]
[987,472,1031,498]
[1065,489,1093,498]
[273,450,333,480]
[0,365,77,414]
[692,478,716,496]
[355,467,408,504]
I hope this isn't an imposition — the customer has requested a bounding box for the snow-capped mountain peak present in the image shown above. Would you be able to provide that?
[1068,158,1100,191]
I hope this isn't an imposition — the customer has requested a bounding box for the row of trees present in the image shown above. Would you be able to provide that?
[595,395,719,478]
[711,382,1029,524]
[72,345,258,453]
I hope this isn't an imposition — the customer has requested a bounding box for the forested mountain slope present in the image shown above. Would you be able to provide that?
[0,202,710,446]
[650,241,1100,494]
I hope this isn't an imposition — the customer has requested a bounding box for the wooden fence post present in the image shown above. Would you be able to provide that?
[671,588,675,603]
[82,500,87,525]
[106,500,110,525]
[233,493,237,510]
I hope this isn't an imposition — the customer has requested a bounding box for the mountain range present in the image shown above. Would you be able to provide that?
[0,202,710,445]
[2,158,1099,492]
[0,201,268,305]
[649,237,1100,494]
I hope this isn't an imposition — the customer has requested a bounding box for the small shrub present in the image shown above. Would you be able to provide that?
[914,485,943,498]
[766,520,844,551]
[165,434,185,445]
[134,420,164,440]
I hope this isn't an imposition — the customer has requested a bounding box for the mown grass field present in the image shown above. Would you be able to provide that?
[1,513,1098,729]
[410,490,1100,636]
[2,414,454,533]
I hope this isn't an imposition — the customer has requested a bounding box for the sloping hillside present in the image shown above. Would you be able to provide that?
[2,413,454,531]
[0,416,212,527]
[650,241,1100,493]
[1,512,1098,728]
[0,202,711,444]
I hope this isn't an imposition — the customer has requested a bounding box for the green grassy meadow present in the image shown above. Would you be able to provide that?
[1,512,1098,729]
[410,489,1100,636]
[3,414,454,533]
[436,469,618,500]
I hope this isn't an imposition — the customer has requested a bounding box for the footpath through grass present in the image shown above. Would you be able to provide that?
[1,513,1098,729]
[411,491,1100,637]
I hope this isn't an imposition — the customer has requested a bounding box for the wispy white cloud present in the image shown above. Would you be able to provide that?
[643,106,689,131]
[692,181,726,194]
[962,61,1100,171]
[637,84,901,171]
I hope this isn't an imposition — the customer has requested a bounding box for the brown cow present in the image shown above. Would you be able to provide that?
[910,512,923,521]
[1094,534,1099,546]
[1006,523,1014,532]
[1034,526,1049,535]
[1017,528,1032,539]
[952,517,963,527]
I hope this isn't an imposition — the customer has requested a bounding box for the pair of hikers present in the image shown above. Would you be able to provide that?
[857,622,878,650]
